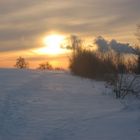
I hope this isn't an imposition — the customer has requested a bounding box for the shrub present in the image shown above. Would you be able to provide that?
[15,57,29,69]
[69,47,137,82]
[113,74,140,98]
[69,49,118,80]
[38,62,53,70]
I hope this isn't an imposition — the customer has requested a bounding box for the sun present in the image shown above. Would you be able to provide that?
[35,34,65,55]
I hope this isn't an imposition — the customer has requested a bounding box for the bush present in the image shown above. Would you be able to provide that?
[113,74,140,98]
[69,48,137,82]
[15,57,29,69]
[69,49,120,80]
[38,62,53,70]
[135,54,140,74]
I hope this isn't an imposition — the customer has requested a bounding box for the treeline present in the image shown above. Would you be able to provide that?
[70,49,140,80]
[69,47,140,99]
[15,57,64,71]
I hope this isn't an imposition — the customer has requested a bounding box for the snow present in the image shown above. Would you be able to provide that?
[0,68,140,140]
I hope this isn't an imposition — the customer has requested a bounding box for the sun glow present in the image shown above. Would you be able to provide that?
[35,34,65,55]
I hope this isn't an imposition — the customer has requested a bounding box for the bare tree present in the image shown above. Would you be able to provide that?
[70,35,82,52]
[136,24,140,42]
[113,74,140,99]
[15,57,29,69]
[112,25,140,98]
[135,25,140,73]
[38,62,53,70]
[62,35,82,54]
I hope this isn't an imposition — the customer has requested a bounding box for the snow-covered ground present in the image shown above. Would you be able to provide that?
[0,69,140,140]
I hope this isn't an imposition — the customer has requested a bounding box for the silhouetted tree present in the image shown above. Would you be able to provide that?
[15,57,28,69]
[136,24,140,41]
[38,62,53,70]
[70,35,82,53]
[134,46,140,73]
[137,55,140,74]
[135,25,140,74]
[54,67,65,71]
[62,35,82,54]
[69,49,119,80]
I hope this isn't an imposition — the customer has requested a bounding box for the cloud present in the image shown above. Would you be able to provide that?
[0,0,140,52]
[94,36,136,54]
[94,36,109,52]
[109,39,135,54]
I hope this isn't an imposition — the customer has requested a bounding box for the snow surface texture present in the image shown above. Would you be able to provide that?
[0,69,140,140]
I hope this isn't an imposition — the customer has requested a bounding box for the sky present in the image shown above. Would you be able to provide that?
[0,0,140,68]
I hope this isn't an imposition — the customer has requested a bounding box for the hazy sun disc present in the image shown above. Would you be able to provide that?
[36,34,65,55]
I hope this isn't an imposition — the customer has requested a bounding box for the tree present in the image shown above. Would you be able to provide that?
[135,47,140,73]
[61,35,82,54]
[70,35,82,53]
[135,25,140,73]
[38,62,53,70]
[15,57,28,69]
[137,55,140,73]
[136,24,140,42]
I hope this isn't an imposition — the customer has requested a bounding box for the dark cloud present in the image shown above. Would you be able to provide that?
[109,39,135,54]
[95,36,109,52]
[94,36,136,54]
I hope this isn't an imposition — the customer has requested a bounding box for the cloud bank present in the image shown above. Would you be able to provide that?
[94,36,136,54]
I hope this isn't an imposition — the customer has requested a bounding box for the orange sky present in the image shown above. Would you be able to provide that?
[0,50,70,69]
